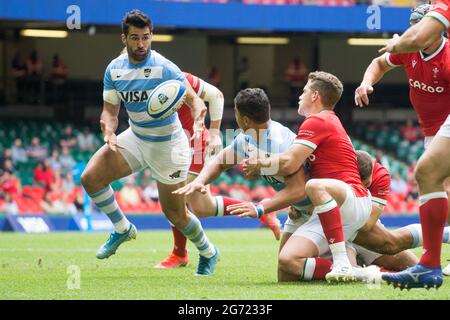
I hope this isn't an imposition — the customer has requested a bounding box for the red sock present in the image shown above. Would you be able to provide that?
[418,196,449,268]
[171,226,187,257]
[303,258,333,280]
[317,206,344,245]
[219,196,243,216]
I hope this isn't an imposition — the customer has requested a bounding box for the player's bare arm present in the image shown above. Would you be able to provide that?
[379,17,444,54]
[100,101,121,152]
[173,146,238,196]
[184,81,207,140]
[244,143,313,178]
[203,83,224,157]
[228,167,307,218]
[355,55,396,107]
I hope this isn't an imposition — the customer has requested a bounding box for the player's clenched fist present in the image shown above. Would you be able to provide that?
[354,83,374,107]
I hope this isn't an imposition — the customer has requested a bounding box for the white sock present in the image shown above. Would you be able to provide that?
[329,241,351,266]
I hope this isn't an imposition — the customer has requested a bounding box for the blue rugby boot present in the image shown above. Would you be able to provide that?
[382,264,443,290]
[96,224,137,259]
[195,246,220,276]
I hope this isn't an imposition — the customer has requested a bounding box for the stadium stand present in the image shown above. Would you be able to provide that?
[0,119,419,215]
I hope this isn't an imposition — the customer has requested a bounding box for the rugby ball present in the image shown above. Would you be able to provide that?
[146,80,187,120]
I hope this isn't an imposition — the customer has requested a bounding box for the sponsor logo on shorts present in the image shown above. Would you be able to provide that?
[170,170,182,179]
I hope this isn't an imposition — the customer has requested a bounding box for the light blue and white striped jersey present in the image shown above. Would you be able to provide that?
[103,50,185,142]
[231,120,311,211]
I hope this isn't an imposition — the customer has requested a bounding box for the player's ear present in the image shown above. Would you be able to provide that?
[312,90,319,103]
[243,116,250,127]
[121,33,127,46]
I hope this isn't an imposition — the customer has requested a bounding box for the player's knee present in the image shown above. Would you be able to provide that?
[415,160,446,186]
[278,251,295,272]
[305,179,324,195]
[165,209,189,227]
[187,201,209,218]
[80,170,93,188]
[414,163,430,185]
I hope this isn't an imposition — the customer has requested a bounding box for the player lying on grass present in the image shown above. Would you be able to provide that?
[357,3,450,288]
[280,210,418,283]
[155,73,280,269]
[278,150,450,283]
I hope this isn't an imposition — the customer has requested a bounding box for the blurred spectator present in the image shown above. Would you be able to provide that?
[391,172,408,194]
[62,172,75,193]
[50,169,63,193]
[0,170,22,198]
[401,119,419,143]
[375,150,390,171]
[229,182,250,201]
[59,146,75,173]
[140,169,153,188]
[48,149,62,171]
[1,193,19,215]
[60,125,77,149]
[41,192,72,215]
[27,137,48,161]
[26,50,44,104]
[50,54,68,104]
[236,57,250,91]
[208,66,221,89]
[2,159,15,174]
[11,52,27,103]
[120,176,141,208]
[72,192,84,215]
[285,57,308,107]
[142,179,159,202]
[11,138,28,164]
[0,149,13,172]
[407,181,419,201]
[34,160,54,192]
[77,127,97,152]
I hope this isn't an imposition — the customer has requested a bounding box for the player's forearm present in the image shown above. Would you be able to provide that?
[394,19,442,53]
[100,109,118,132]
[186,94,207,122]
[362,58,388,86]
[209,120,222,132]
[195,160,225,186]
[261,188,305,215]
[257,154,298,177]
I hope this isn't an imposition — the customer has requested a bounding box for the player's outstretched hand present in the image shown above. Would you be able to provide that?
[172,181,207,196]
[227,202,258,218]
[243,158,261,180]
[354,83,374,107]
[378,33,400,54]
[100,120,123,152]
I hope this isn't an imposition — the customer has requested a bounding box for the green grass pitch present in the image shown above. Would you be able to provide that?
[0,229,449,300]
